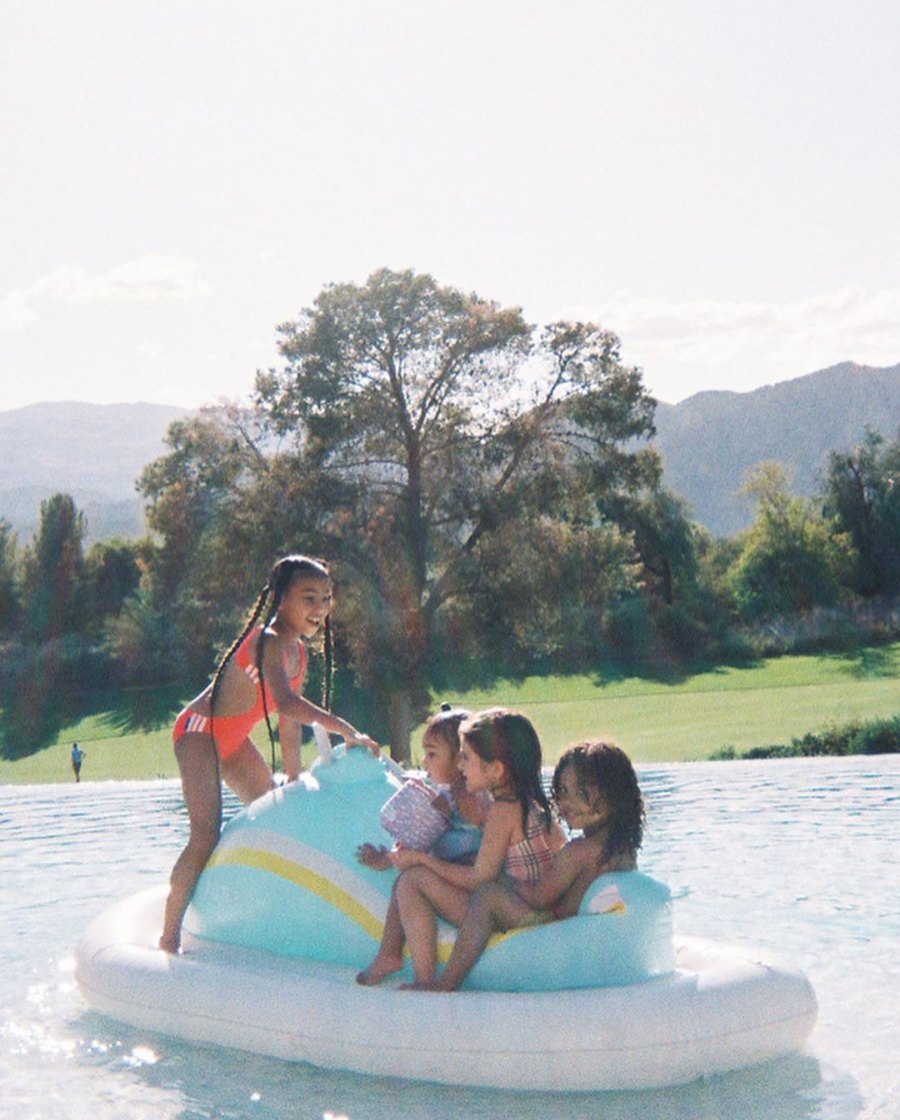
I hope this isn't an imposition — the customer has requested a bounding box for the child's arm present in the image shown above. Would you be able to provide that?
[389,800,516,890]
[261,638,380,754]
[509,840,587,911]
[277,714,303,781]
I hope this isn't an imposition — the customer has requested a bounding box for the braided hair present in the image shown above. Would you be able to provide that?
[209,555,332,768]
[459,708,553,832]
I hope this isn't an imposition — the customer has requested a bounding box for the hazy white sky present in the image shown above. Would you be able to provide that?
[3,0,898,412]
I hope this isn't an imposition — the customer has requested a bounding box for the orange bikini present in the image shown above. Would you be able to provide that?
[172,627,307,760]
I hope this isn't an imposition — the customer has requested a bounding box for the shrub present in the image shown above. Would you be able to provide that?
[714,715,900,760]
[848,717,900,755]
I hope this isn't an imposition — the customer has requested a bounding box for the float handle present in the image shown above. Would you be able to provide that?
[312,722,332,765]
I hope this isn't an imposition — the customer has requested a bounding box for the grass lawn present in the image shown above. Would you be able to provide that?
[426,643,899,767]
[1,644,897,783]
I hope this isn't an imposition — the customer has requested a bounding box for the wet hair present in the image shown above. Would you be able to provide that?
[209,555,332,767]
[551,740,645,861]
[422,705,471,758]
[459,708,552,832]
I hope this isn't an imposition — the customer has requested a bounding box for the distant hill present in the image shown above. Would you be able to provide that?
[1,364,898,544]
[651,361,900,537]
[0,401,188,543]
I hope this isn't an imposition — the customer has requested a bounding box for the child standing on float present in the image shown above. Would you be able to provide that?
[382,708,564,989]
[159,555,379,954]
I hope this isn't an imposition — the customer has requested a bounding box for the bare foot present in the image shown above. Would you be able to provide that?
[158,935,181,954]
[355,954,403,986]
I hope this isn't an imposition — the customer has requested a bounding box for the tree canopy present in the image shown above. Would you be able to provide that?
[247,268,659,753]
[823,429,900,597]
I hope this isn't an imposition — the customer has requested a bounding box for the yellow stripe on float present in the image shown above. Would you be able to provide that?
[208,846,384,941]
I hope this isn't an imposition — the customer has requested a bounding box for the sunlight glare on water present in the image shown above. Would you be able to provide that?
[1,758,898,1119]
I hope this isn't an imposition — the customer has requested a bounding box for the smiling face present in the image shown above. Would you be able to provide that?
[278,574,333,638]
[554,761,609,836]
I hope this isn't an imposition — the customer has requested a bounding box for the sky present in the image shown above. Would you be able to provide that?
[3,0,899,413]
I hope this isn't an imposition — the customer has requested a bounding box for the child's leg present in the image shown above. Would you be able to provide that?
[220,738,275,804]
[356,882,406,985]
[395,866,470,984]
[159,734,222,953]
[420,880,534,992]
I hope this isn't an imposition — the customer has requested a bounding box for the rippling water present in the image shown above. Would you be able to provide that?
[2,756,898,1119]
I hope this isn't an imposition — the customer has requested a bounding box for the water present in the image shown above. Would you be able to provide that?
[1,756,898,1120]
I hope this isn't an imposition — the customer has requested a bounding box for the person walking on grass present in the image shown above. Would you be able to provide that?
[70,742,85,782]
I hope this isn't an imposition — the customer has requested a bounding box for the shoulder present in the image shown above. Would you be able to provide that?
[484,798,519,831]
[258,626,295,659]
[563,834,601,863]
[235,624,264,659]
[558,834,610,876]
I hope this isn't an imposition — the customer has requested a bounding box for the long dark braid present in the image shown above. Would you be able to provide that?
[211,555,331,770]
[322,613,334,712]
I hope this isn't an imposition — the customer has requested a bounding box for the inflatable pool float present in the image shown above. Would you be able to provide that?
[76,740,818,1091]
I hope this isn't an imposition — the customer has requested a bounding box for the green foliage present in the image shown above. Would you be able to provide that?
[438,517,641,681]
[729,462,853,620]
[823,428,900,597]
[742,715,900,759]
[0,520,20,632]
[4,284,898,764]
[83,539,143,632]
[104,589,191,687]
[251,269,659,753]
[21,493,87,638]
[0,635,114,758]
[600,487,698,607]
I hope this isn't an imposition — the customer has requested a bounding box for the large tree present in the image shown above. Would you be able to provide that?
[251,268,658,756]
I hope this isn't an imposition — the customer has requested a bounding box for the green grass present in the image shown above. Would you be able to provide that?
[1,644,897,783]
[410,644,900,766]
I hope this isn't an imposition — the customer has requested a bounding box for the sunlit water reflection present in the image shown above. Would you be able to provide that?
[2,755,898,1119]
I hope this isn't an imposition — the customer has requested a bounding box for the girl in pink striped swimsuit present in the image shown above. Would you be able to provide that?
[366,708,564,989]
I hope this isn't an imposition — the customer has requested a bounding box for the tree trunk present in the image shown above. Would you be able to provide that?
[387,688,415,763]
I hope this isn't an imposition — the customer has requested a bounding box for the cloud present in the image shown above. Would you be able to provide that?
[35,255,212,304]
[560,286,900,401]
[0,255,212,332]
[0,290,38,332]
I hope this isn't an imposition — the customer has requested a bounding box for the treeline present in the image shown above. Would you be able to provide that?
[1,269,898,759]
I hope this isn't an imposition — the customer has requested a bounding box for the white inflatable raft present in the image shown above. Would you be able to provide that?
[75,745,818,1091]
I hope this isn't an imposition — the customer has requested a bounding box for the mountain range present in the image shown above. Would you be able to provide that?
[651,361,900,536]
[0,360,898,544]
[0,401,188,543]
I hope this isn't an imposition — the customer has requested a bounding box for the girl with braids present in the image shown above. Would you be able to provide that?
[159,555,379,954]
[410,739,645,991]
[366,708,563,989]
